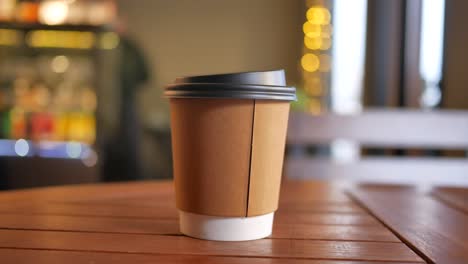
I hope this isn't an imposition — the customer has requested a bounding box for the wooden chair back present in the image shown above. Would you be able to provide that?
[285,109,468,185]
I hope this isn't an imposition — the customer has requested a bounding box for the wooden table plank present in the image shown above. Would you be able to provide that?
[0,203,380,225]
[53,199,365,214]
[0,213,399,242]
[0,180,359,213]
[0,180,348,204]
[432,187,468,214]
[272,224,399,242]
[275,212,380,226]
[0,213,180,235]
[0,229,423,262]
[280,181,352,202]
[350,189,468,264]
[277,202,365,214]
[0,202,179,219]
[0,248,423,264]
[0,197,364,215]
[0,181,174,203]
[0,180,427,263]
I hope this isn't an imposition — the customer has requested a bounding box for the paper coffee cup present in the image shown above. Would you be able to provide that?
[165,70,296,241]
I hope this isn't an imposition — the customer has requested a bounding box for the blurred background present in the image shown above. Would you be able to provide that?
[0,0,467,189]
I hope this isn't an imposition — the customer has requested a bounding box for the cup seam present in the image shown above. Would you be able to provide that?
[246,99,256,217]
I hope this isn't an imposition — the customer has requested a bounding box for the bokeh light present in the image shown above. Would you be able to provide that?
[300,2,333,113]
[27,30,95,49]
[51,55,70,73]
[100,32,120,50]
[0,29,20,46]
[306,7,331,25]
[308,98,322,115]
[320,37,332,50]
[304,36,322,50]
[38,0,69,25]
[305,85,323,97]
[14,139,29,157]
[303,22,322,38]
[82,149,98,167]
[304,76,323,96]
[321,24,333,38]
[319,54,331,72]
[66,141,82,158]
[301,53,320,72]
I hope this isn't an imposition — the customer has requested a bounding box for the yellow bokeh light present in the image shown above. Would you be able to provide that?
[309,75,321,85]
[305,85,323,97]
[0,29,20,46]
[100,32,120,50]
[26,30,95,49]
[308,98,322,115]
[306,7,331,25]
[304,77,323,96]
[303,22,321,38]
[320,37,332,50]
[304,36,322,50]
[301,53,320,72]
[302,70,318,80]
[321,24,333,38]
[318,54,331,72]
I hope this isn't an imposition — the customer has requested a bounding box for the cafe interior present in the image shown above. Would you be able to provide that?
[2,1,468,263]
[0,0,467,189]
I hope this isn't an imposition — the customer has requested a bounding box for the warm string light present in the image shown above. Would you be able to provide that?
[300,1,333,114]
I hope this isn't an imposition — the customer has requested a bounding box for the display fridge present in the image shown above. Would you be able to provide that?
[0,0,119,189]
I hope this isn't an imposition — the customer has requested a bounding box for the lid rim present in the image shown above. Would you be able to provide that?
[175,69,286,86]
[164,83,297,101]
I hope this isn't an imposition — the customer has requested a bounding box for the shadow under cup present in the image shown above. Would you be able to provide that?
[165,70,296,241]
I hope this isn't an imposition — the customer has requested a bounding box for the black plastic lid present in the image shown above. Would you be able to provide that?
[164,70,296,101]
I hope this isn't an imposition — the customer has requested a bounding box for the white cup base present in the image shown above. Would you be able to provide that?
[179,210,274,241]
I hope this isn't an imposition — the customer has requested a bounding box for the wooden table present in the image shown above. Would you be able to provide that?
[0,180,467,264]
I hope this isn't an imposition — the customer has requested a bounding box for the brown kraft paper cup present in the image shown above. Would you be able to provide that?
[165,70,296,241]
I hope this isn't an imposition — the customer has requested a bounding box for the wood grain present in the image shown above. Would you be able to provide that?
[0,248,423,264]
[0,213,180,235]
[350,189,468,264]
[0,213,397,242]
[41,197,363,214]
[0,229,422,262]
[56,199,364,214]
[0,202,180,219]
[0,180,427,263]
[280,181,351,202]
[0,202,377,226]
[0,180,348,203]
[432,187,468,214]
[271,224,399,242]
[275,212,380,226]
[277,202,365,214]
[0,180,174,203]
